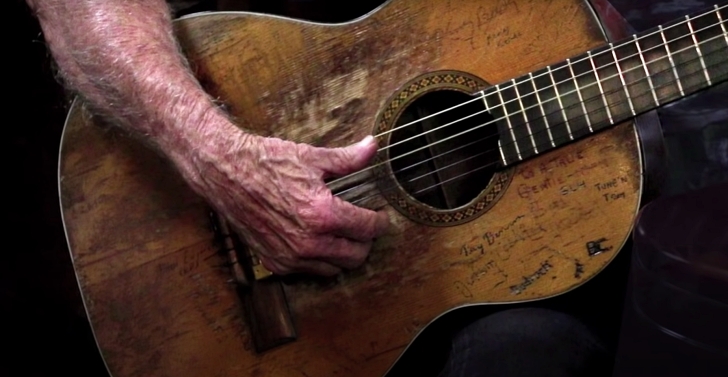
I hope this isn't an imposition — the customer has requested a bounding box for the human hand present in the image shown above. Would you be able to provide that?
[175,122,390,276]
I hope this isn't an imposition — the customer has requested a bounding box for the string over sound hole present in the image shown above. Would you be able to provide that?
[388,89,501,210]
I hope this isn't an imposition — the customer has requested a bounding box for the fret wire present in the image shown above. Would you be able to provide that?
[634,34,661,106]
[566,58,593,132]
[588,51,613,124]
[512,78,538,154]
[383,61,728,201]
[348,42,728,201]
[529,72,555,147]
[659,25,685,96]
[547,65,574,140]
[365,5,726,143]
[496,84,522,160]
[497,139,507,166]
[686,15,712,85]
[610,43,636,116]
[398,25,724,161]
[336,25,728,200]
[465,32,728,164]
[479,90,489,111]
[716,5,728,47]
[329,11,728,188]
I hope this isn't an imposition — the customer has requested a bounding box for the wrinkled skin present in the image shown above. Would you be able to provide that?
[28,0,390,276]
[177,127,390,276]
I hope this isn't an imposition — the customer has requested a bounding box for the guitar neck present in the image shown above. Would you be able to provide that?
[488,4,728,166]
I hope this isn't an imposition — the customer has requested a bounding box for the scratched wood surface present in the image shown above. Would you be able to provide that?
[59,0,643,376]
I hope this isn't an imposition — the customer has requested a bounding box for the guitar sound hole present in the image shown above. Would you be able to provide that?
[389,89,501,210]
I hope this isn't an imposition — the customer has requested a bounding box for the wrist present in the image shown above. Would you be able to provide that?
[159,95,254,184]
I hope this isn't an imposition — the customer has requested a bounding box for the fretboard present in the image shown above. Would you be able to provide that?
[485,4,728,166]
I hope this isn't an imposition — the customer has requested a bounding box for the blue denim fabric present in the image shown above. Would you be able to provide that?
[437,308,610,377]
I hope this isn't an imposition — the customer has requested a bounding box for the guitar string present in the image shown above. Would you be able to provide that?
[379,15,728,155]
[330,18,727,198]
[369,3,727,143]
[331,12,727,186]
[349,59,728,206]
[353,64,728,204]
[389,31,728,187]
[336,28,728,201]
[325,5,727,188]
[328,18,725,195]
[334,22,728,199]
[350,35,728,203]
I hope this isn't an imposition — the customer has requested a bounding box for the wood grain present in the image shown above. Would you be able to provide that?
[59,0,642,376]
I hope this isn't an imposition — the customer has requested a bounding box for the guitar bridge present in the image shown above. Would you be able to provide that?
[209,211,297,353]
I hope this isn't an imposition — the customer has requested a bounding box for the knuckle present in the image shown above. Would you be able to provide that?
[300,197,336,232]
[260,257,290,275]
[296,238,323,259]
[331,148,352,169]
[349,249,368,266]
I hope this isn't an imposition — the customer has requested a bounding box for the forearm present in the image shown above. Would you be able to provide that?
[28,0,389,277]
[27,0,234,155]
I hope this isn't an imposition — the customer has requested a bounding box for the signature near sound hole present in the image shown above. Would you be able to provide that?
[389,89,501,210]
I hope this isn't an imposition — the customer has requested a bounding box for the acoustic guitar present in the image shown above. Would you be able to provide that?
[58,0,728,376]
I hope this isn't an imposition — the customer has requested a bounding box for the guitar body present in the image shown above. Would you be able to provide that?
[59,0,645,376]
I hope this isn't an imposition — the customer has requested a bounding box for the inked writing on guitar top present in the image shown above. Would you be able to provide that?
[465,260,507,287]
[482,214,546,253]
[440,20,476,49]
[586,238,613,256]
[517,176,568,199]
[453,281,473,299]
[519,150,586,180]
[539,151,586,173]
[594,176,629,191]
[476,0,520,27]
[603,192,626,202]
[503,224,546,252]
[574,261,585,278]
[556,205,595,232]
[460,243,485,257]
[509,260,553,295]
[560,180,586,196]
[564,158,610,179]
[483,215,525,245]
[485,27,523,48]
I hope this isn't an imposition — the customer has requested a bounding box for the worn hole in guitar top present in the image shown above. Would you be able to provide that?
[389,89,501,210]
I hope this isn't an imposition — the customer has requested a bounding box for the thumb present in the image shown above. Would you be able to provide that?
[313,135,378,177]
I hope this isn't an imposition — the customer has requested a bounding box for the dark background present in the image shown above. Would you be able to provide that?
[4,0,727,376]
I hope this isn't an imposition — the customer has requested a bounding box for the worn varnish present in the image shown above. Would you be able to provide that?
[59,0,644,376]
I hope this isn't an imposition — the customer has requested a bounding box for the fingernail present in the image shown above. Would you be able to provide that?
[360,135,374,145]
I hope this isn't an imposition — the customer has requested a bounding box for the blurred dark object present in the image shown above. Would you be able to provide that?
[612,183,728,376]
[611,0,728,196]
[610,2,728,376]
[658,100,728,196]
